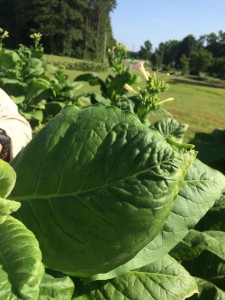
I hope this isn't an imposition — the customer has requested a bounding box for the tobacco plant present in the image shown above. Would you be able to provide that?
[0,36,225,299]
[0,103,223,299]
[0,29,82,131]
[75,43,172,124]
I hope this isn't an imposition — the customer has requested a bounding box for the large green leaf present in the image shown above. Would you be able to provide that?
[38,273,74,299]
[0,160,16,198]
[0,216,44,299]
[73,255,198,300]
[90,159,225,281]
[10,104,195,276]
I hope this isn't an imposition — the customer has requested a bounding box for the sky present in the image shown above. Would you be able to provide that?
[111,0,225,51]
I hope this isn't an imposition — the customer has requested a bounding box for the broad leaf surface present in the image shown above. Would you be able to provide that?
[10,104,195,276]
[38,273,74,299]
[90,159,225,280]
[0,216,44,299]
[0,159,16,198]
[73,255,197,300]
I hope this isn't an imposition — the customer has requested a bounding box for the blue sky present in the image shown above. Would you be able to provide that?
[111,0,225,51]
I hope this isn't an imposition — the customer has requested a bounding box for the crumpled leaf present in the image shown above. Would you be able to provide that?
[0,197,20,224]
[0,216,44,299]
[152,117,188,142]
[38,273,74,299]
[0,159,16,198]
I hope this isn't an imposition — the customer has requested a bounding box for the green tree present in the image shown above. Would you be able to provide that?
[180,54,190,75]
[0,0,117,59]
[138,40,152,61]
[179,34,198,57]
[189,48,213,76]
[90,0,116,61]
[151,52,161,70]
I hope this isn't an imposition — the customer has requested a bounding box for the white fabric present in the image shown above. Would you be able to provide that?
[0,88,32,159]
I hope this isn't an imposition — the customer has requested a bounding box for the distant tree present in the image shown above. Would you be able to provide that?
[179,34,198,56]
[0,0,39,47]
[157,42,166,70]
[0,0,117,59]
[189,48,213,76]
[153,40,180,69]
[150,52,161,70]
[180,54,190,75]
[208,57,225,78]
[82,0,116,60]
[203,31,225,57]
[138,40,152,61]
[147,30,224,78]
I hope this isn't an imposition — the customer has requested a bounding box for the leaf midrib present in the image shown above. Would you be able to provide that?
[12,152,192,201]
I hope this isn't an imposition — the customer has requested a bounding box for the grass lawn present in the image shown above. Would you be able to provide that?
[162,79,225,141]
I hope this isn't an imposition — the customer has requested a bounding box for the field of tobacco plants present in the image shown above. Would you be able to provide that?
[0,29,225,300]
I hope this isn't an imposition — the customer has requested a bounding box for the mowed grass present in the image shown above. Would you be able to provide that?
[162,79,225,141]
[52,55,225,142]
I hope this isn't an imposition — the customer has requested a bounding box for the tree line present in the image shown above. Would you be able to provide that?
[0,0,116,61]
[0,1,224,78]
[135,31,225,78]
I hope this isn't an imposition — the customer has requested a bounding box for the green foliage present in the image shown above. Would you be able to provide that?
[85,157,225,282]
[108,42,129,74]
[0,104,220,299]
[191,128,225,173]
[73,255,197,299]
[144,30,225,78]
[189,48,213,76]
[75,44,172,124]
[0,33,225,299]
[0,0,116,60]
[152,118,189,143]
[0,161,44,299]
[168,126,225,298]
[0,216,45,299]
[45,54,108,72]
[208,57,225,79]
[138,40,153,61]
[38,274,74,299]
[0,30,82,130]
[180,54,190,75]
